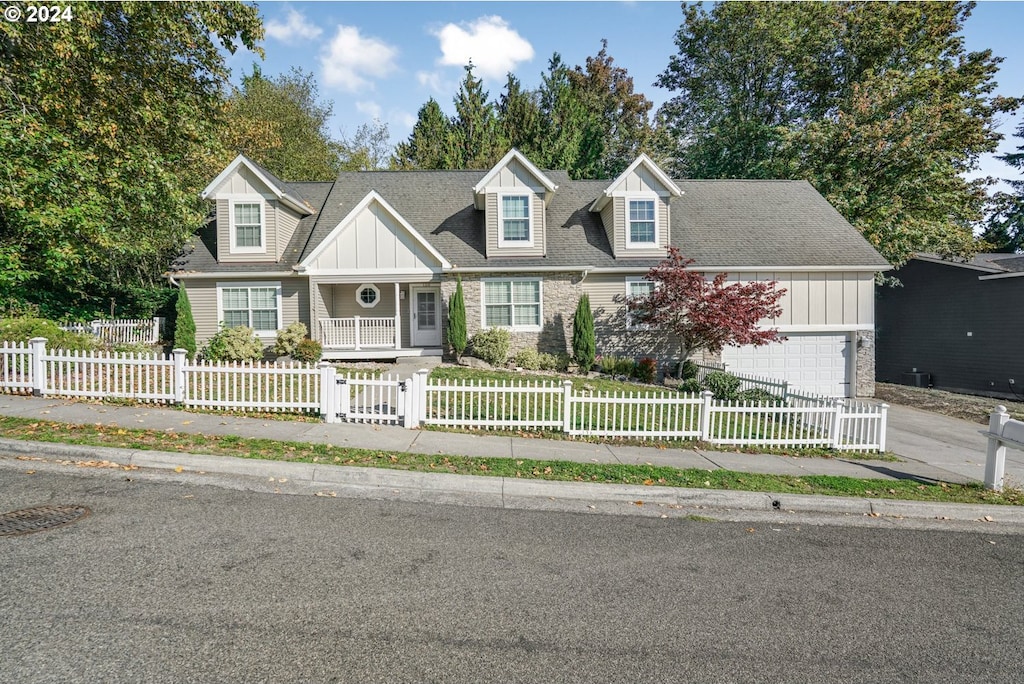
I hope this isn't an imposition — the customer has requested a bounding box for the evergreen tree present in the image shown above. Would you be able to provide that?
[572,294,596,373]
[392,99,457,169]
[451,63,502,168]
[447,278,467,361]
[173,287,197,360]
[981,120,1024,253]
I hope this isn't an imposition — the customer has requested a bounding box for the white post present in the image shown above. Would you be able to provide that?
[831,399,846,449]
[878,403,889,452]
[700,390,713,441]
[151,317,161,344]
[353,315,361,351]
[29,337,46,397]
[318,362,337,423]
[393,283,402,350]
[403,373,417,429]
[415,369,429,426]
[172,348,187,404]
[985,405,1010,491]
[562,381,573,433]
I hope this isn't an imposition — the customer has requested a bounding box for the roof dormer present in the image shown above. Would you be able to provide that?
[473,149,558,258]
[590,154,682,259]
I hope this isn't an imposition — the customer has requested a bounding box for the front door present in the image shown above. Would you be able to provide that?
[410,286,441,347]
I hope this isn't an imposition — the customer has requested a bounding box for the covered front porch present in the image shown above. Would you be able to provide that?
[312,280,444,360]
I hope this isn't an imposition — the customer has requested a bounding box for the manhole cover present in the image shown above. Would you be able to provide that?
[0,505,90,537]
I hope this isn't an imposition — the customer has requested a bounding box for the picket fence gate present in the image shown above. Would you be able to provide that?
[1,339,888,452]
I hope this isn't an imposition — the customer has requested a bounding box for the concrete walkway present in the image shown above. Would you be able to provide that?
[0,393,1010,485]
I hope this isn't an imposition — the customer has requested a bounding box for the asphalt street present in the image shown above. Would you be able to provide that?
[2,468,1022,683]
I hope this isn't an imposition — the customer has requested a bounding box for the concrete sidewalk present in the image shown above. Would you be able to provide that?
[0,393,993,484]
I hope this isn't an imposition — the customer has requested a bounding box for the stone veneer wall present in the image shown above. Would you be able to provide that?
[440,272,583,357]
[855,330,876,397]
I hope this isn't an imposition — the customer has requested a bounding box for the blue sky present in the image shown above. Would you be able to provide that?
[231,1,1024,186]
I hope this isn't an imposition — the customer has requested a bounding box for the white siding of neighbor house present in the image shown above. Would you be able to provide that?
[484,158,546,258]
[306,201,440,272]
[213,166,280,264]
[182,278,308,345]
[581,270,874,357]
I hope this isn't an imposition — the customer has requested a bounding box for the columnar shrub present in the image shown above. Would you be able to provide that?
[572,294,596,373]
[469,328,510,367]
[448,277,467,360]
[273,322,308,357]
[173,288,197,359]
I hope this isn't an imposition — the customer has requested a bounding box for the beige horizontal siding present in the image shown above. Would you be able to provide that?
[181,278,306,346]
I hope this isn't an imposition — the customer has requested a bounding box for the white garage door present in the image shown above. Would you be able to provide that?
[722,333,851,397]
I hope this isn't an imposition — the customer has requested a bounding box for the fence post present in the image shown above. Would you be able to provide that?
[337,373,350,420]
[415,369,429,426]
[172,348,186,405]
[151,317,161,344]
[830,399,846,449]
[878,403,889,452]
[562,381,573,433]
[700,390,713,441]
[984,405,1010,492]
[317,362,337,423]
[29,337,47,397]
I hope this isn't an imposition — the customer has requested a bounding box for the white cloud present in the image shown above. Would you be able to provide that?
[356,100,382,119]
[432,16,534,80]
[416,70,445,92]
[265,9,322,43]
[320,25,398,92]
[393,111,417,132]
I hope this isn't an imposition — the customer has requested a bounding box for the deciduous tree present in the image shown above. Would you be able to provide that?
[628,249,786,368]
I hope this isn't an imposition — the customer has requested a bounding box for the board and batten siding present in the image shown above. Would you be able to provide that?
[483,157,547,258]
[213,166,280,263]
[181,278,308,345]
[306,202,442,272]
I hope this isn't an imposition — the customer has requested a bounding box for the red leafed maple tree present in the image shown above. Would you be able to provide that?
[627,248,786,366]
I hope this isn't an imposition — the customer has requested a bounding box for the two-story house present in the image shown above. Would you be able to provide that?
[170,149,889,397]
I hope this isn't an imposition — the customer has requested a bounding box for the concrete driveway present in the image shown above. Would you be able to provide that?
[884,404,1024,487]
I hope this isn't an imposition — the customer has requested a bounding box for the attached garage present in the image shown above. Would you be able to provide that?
[722,333,852,397]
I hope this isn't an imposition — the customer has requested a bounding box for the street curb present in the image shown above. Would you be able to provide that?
[2,437,1023,524]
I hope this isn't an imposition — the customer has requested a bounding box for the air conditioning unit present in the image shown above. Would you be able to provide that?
[901,371,930,388]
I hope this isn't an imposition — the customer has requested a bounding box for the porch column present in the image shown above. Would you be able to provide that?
[394,282,402,350]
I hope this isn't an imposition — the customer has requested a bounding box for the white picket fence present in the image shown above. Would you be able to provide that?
[0,338,888,451]
[59,318,162,345]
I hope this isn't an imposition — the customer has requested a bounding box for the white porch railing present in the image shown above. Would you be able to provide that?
[319,317,396,349]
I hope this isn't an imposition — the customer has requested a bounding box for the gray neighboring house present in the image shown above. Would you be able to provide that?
[876,253,1024,399]
[169,150,889,397]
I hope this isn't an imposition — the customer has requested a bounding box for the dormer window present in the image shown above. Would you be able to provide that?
[500,194,532,246]
[231,199,265,252]
[627,198,657,247]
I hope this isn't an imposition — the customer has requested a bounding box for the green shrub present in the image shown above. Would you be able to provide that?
[111,342,158,356]
[615,357,637,376]
[635,357,658,384]
[678,378,702,394]
[680,359,699,380]
[292,338,322,364]
[201,325,264,362]
[540,352,570,372]
[469,328,511,367]
[736,388,784,405]
[273,322,307,357]
[513,347,543,370]
[173,288,197,359]
[0,316,98,351]
[598,355,619,374]
[704,371,741,401]
[448,277,467,360]
[572,294,596,372]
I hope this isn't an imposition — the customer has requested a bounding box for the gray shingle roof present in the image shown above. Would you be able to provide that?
[173,170,889,274]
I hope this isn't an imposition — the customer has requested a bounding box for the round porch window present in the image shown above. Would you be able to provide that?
[356,284,380,308]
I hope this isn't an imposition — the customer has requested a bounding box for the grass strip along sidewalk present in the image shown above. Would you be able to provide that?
[1,415,1021,507]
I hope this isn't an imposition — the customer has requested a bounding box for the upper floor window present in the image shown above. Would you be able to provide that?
[627,198,657,246]
[231,200,265,253]
[499,194,532,246]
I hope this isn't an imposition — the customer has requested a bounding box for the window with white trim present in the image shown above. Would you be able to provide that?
[499,194,532,245]
[483,279,541,329]
[231,199,265,252]
[356,284,380,308]
[627,198,657,246]
[219,283,280,334]
[626,277,655,330]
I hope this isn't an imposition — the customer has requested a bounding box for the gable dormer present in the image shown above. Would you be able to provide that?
[200,155,314,263]
[589,154,682,258]
[472,149,558,258]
